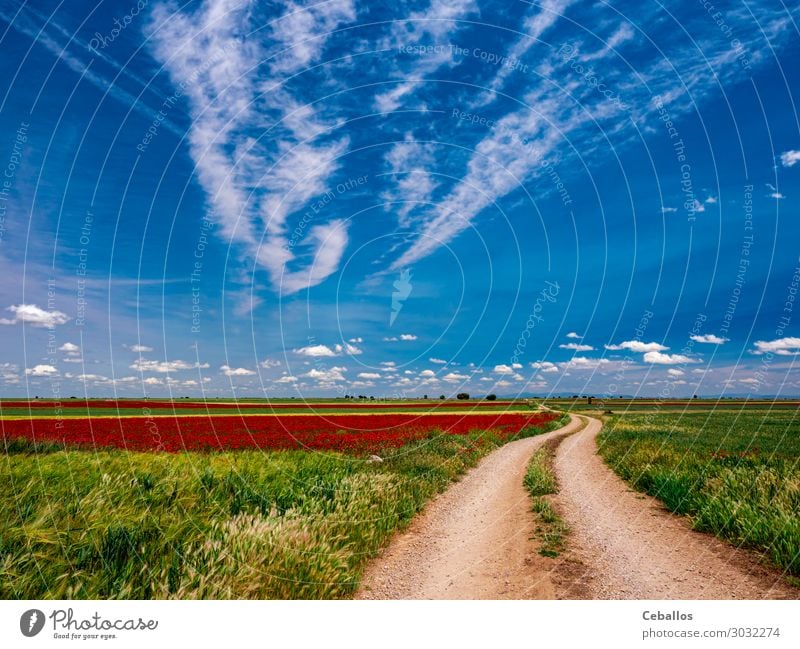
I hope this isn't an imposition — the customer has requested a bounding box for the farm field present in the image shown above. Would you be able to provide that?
[0,400,564,598]
[539,397,800,412]
[597,408,800,578]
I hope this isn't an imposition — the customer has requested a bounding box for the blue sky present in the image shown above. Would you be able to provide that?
[0,0,799,398]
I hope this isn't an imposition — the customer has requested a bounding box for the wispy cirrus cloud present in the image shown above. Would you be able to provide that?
[147,0,356,295]
[389,2,797,270]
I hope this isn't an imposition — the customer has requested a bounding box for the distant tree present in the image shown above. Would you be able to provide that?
[486,394,497,401]
[370,396,375,400]
[423,394,428,399]
[456,392,470,400]
[693,394,698,399]
[439,394,446,400]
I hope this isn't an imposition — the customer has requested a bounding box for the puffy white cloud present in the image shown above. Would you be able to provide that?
[348,337,363,343]
[59,342,80,354]
[383,334,417,341]
[419,369,436,378]
[780,150,800,167]
[493,364,515,375]
[127,344,153,353]
[443,372,468,383]
[275,375,298,383]
[260,359,282,368]
[357,372,381,379]
[304,366,347,382]
[221,365,256,376]
[751,337,800,356]
[531,361,559,373]
[565,332,582,339]
[294,344,337,357]
[667,369,684,377]
[605,340,668,353]
[1,304,69,328]
[643,351,697,365]
[294,343,362,357]
[561,357,611,369]
[559,343,594,351]
[429,357,447,364]
[131,359,210,373]
[25,364,58,377]
[690,334,728,344]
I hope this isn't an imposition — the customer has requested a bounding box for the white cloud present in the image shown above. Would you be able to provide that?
[429,357,447,364]
[0,304,69,328]
[667,369,684,377]
[751,337,800,356]
[561,357,610,369]
[131,359,210,373]
[221,365,256,376]
[605,340,668,353]
[294,343,362,357]
[26,364,58,376]
[304,366,347,382]
[143,377,163,386]
[661,206,678,213]
[704,196,717,204]
[0,363,19,383]
[565,332,582,339]
[419,369,436,378]
[559,343,594,351]
[690,334,728,344]
[348,337,363,343]
[643,351,697,365]
[443,372,469,383]
[780,150,800,167]
[493,364,515,375]
[127,344,153,353]
[147,0,356,295]
[260,359,282,368]
[59,342,80,354]
[357,372,381,379]
[275,375,298,383]
[383,333,418,341]
[295,344,336,357]
[531,361,559,373]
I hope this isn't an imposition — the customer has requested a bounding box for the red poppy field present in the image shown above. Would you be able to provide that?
[1,411,558,453]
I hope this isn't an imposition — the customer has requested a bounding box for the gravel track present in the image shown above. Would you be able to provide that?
[356,414,797,599]
[553,416,797,599]
[356,416,583,599]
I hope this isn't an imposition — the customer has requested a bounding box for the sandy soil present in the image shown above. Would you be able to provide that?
[355,415,584,599]
[553,416,797,599]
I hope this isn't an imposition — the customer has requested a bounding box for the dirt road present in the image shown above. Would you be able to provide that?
[356,415,584,599]
[553,416,796,599]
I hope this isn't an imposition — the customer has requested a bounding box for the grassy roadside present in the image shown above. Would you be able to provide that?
[597,411,800,578]
[0,415,568,599]
[524,440,569,558]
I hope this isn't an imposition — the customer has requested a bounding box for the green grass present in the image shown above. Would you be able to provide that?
[597,409,800,575]
[524,444,568,558]
[0,416,567,599]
